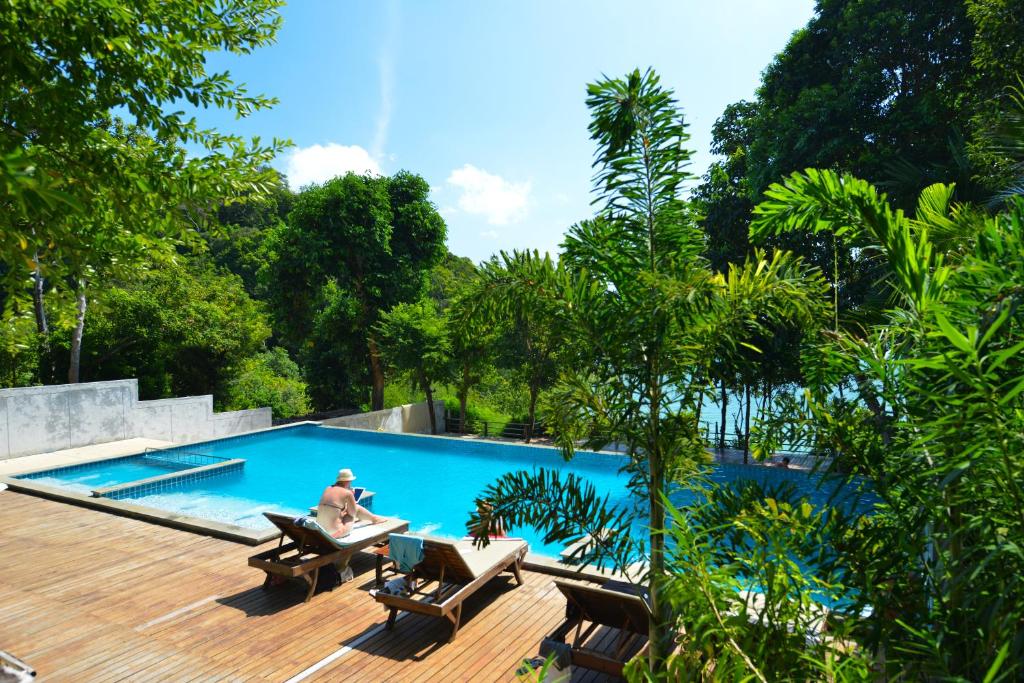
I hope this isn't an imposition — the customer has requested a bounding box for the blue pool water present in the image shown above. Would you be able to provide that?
[19,425,861,557]
[17,455,196,494]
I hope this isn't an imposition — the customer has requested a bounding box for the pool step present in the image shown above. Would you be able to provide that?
[91,459,246,500]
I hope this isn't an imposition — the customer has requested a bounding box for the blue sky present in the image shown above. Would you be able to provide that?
[201,1,816,263]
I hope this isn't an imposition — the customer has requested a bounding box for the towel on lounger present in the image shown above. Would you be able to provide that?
[388,533,424,572]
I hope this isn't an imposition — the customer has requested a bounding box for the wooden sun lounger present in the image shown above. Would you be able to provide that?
[373,536,528,642]
[542,579,652,677]
[248,512,409,602]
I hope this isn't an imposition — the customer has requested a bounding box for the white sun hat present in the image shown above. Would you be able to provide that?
[336,468,357,482]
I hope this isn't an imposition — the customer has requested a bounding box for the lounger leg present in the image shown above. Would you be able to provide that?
[510,559,524,586]
[304,568,319,603]
[448,603,463,642]
[386,607,398,630]
[262,572,273,590]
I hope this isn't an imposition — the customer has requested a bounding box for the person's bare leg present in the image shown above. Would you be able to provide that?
[355,504,385,524]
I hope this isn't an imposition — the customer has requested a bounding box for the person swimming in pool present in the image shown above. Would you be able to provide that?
[317,468,386,538]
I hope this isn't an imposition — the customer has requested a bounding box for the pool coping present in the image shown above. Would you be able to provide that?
[0,475,280,544]
[317,423,632,458]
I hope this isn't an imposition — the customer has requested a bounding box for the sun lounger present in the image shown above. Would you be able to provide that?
[373,536,528,642]
[541,579,651,677]
[248,512,409,602]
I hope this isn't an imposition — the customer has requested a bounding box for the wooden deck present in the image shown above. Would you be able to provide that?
[0,492,625,682]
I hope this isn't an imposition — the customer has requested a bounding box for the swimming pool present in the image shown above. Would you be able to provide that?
[14,424,856,557]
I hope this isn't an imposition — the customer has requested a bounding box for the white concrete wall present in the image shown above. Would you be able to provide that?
[0,379,272,460]
[321,400,445,434]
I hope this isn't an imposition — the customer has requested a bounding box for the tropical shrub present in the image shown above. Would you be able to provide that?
[753,172,1024,679]
[223,347,310,418]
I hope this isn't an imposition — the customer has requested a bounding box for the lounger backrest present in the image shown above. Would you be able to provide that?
[415,539,477,583]
[554,580,651,636]
[263,512,339,555]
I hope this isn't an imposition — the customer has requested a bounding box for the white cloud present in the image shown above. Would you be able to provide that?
[283,143,382,190]
[480,229,499,240]
[446,164,530,225]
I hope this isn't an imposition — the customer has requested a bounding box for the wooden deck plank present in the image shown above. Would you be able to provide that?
[0,491,635,682]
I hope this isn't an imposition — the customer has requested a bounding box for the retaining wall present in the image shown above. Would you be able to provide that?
[320,400,445,434]
[0,379,271,460]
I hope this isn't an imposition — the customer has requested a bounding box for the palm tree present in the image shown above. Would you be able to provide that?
[468,69,827,671]
[459,249,568,442]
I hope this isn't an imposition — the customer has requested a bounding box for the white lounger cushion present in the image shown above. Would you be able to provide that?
[451,538,528,578]
[300,517,409,548]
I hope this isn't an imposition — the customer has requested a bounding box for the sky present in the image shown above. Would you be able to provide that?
[199,1,817,263]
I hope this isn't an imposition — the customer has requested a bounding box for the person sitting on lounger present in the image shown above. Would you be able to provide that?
[317,468,385,538]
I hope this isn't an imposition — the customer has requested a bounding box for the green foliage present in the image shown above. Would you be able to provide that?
[264,171,446,410]
[625,486,871,681]
[428,251,478,311]
[753,172,1024,679]
[208,169,294,298]
[470,468,642,571]
[0,312,39,387]
[1,1,288,386]
[223,347,310,418]
[65,262,270,400]
[977,77,1024,206]
[743,0,1020,205]
[0,0,286,220]
[457,250,568,440]
[470,69,830,673]
[301,280,367,410]
[693,101,757,274]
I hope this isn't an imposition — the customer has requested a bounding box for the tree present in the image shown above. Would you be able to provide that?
[752,169,1024,678]
[468,69,827,671]
[459,250,567,442]
[28,123,280,384]
[208,169,294,298]
[427,251,478,311]
[710,0,1024,345]
[747,0,984,205]
[447,295,497,434]
[67,261,270,400]
[0,0,285,224]
[375,300,451,434]
[1,1,287,383]
[223,347,310,419]
[266,172,446,410]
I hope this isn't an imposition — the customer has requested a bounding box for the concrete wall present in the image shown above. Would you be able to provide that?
[0,380,272,460]
[321,400,445,434]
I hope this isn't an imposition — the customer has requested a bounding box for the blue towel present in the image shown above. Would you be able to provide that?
[389,533,424,572]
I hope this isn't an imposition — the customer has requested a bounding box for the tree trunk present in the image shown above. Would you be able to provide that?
[68,285,87,384]
[719,379,728,450]
[526,383,539,443]
[32,259,48,335]
[458,363,470,433]
[424,380,437,435]
[367,336,385,411]
[32,258,55,383]
[646,375,668,670]
[743,382,752,464]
